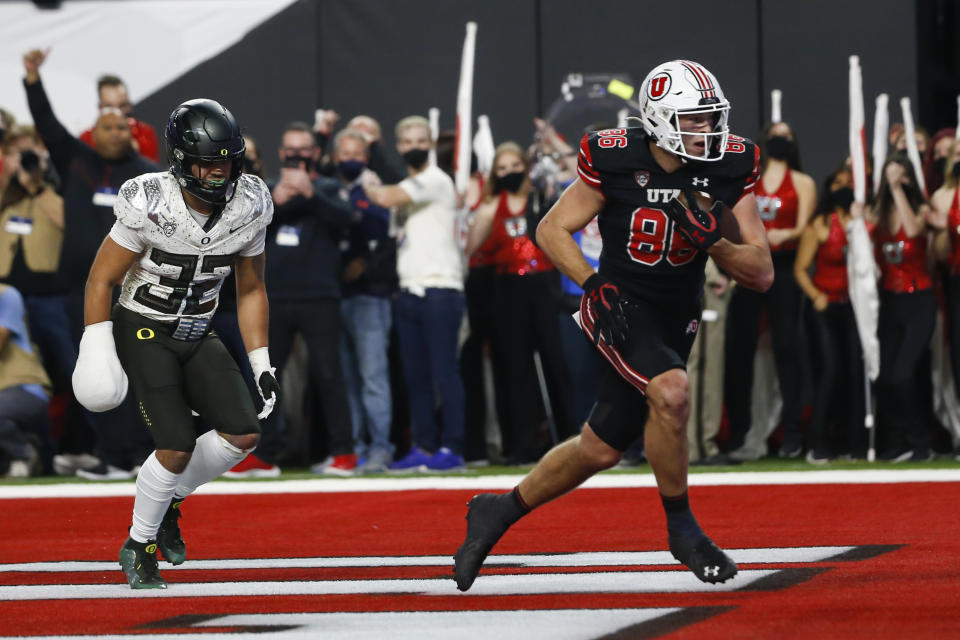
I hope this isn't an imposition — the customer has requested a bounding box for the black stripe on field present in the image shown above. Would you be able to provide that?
[739,567,829,592]
[823,544,904,562]
[137,613,298,634]
[594,606,736,640]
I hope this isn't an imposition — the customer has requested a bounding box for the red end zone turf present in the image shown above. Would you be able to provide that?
[0,481,958,639]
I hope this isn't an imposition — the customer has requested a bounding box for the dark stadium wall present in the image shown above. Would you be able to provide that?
[135,0,919,182]
[136,0,322,178]
[760,0,918,184]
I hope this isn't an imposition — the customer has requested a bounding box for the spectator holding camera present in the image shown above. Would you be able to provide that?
[0,126,72,384]
[264,121,356,475]
[364,115,466,471]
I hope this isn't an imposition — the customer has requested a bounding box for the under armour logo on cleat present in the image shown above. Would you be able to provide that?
[703,565,720,577]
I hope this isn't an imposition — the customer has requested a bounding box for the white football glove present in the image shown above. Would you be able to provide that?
[72,321,128,412]
[248,347,279,420]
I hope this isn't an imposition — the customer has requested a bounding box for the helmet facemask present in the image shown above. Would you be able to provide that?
[169,144,244,205]
[645,101,730,163]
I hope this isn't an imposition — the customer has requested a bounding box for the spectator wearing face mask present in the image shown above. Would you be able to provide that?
[873,154,935,461]
[364,115,466,472]
[22,48,157,480]
[793,168,867,463]
[466,142,574,464]
[334,128,398,473]
[724,121,816,459]
[80,74,159,162]
[346,115,405,184]
[260,121,356,476]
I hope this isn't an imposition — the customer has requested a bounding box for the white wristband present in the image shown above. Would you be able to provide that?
[84,320,114,335]
[247,347,272,378]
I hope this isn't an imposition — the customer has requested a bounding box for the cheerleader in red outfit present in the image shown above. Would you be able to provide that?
[724,121,817,458]
[794,169,868,462]
[466,142,574,463]
[873,154,936,461]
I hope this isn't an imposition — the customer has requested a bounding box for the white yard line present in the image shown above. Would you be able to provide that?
[1,469,958,499]
[0,546,854,573]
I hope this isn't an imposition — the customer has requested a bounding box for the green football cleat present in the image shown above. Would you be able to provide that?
[157,499,186,565]
[118,538,167,589]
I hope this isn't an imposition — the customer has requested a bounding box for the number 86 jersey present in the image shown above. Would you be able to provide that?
[577,127,759,303]
[109,171,274,323]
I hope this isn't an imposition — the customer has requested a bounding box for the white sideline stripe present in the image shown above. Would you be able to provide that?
[0,547,853,573]
[0,609,681,640]
[0,570,777,600]
[1,469,958,498]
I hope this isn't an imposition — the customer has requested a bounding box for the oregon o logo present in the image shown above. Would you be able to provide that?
[136,328,155,340]
[220,148,229,156]
[648,73,671,100]
[145,543,157,553]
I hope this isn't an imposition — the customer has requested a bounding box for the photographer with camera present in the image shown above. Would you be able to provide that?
[0,126,67,382]
[257,121,356,475]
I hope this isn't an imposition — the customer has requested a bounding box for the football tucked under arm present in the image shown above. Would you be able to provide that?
[677,191,742,243]
[663,189,740,251]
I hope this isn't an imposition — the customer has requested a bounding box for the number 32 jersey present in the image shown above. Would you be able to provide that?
[109,171,274,323]
[577,127,759,303]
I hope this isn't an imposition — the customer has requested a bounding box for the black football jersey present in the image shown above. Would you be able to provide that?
[577,127,760,303]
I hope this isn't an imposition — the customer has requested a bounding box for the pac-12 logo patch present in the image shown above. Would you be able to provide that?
[635,170,650,188]
[648,72,671,100]
[162,221,177,237]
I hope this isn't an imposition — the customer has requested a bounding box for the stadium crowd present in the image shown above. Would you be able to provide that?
[2,52,960,480]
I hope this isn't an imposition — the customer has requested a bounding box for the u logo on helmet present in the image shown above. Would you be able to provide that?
[137,328,155,340]
[220,148,229,156]
[648,73,672,101]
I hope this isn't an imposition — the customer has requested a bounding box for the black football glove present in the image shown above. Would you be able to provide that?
[254,370,280,420]
[581,273,629,348]
[663,188,724,251]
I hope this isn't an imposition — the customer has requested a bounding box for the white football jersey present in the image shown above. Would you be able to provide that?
[110,171,273,323]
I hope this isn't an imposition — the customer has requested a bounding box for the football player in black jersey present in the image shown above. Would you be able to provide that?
[455,60,773,589]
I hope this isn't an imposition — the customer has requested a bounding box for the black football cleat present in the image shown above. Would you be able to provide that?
[669,533,738,584]
[118,538,167,589]
[157,498,186,565]
[453,493,513,591]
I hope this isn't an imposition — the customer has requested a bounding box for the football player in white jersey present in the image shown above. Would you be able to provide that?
[71,99,279,589]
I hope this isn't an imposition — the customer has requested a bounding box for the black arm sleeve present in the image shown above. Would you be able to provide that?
[23,79,85,176]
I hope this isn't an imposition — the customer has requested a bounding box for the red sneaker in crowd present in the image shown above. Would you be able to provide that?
[223,453,281,478]
[311,453,357,476]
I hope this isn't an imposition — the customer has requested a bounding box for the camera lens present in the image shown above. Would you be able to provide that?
[20,149,40,173]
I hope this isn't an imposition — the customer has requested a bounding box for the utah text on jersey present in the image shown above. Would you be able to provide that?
[113,172,273,323]
[576,127,759,302]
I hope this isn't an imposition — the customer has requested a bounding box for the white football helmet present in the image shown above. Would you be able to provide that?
[638,60,730,162]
